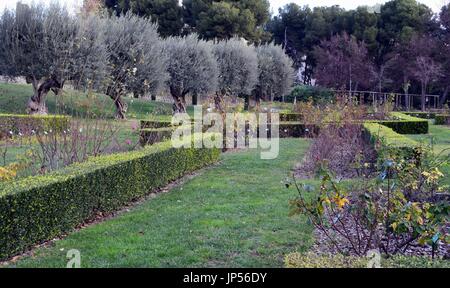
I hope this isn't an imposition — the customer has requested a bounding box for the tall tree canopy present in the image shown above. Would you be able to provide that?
[267,0,438,84]
[104,0,184,37]
[183,0,271,43]
[377,0,436,54]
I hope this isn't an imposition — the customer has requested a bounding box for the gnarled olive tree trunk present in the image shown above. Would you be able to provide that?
[26,76,64,115]
[106,87,128,119]
[170,86,187,114]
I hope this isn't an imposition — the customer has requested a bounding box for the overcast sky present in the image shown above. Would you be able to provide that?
[0,0,447,14]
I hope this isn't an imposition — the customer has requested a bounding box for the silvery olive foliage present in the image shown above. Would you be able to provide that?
[164,34,218,113]
[256,43,295,102]
[213,37,258,110]
[102,13,168,119]
[0,3,108,114]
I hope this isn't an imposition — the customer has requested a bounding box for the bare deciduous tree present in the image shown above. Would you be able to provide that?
[412,56,442,111]
[313,33,372,92]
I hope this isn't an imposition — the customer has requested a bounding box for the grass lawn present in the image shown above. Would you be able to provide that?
[405,124,450,186]
[0,83,177,119]
[4,138,314,268]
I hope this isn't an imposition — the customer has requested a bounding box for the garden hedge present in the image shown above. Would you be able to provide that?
[363,122,422,159]
[0,114,70,140]
[279,122,318,138]
[140,118,195,129]
[0,133,220,260]
[140,127,177,146]
[140,119,175,129]
[279,113,303,122]
[369,112,429,135]
[402,112,437,119]
[435,114,450,125]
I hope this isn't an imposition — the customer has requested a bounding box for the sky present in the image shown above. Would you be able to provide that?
[0,0,447,14]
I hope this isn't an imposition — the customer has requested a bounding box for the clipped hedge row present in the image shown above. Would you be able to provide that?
[279,122,318,138]
[279,113,303,122]
[0,133,220,260]
[368,112,429,135]
[0,114,71,140]
[435,114,450,125]
[140,127,176,146]
[140,119,175,129]
[402,112,437,119]
[140,118,195,129]
[363,122,421,159]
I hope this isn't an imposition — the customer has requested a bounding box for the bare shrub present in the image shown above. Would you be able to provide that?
[297,97,375,178]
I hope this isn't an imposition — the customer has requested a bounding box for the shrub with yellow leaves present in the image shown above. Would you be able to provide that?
[288,146,449,258]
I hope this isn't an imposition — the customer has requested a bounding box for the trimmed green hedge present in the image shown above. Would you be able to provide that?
[279,113,303,122]
[140,118,195,129]
[0,134,220,260]
[363,122,421,159]
[402,112,437,119]
[140,127,176,146]
[368,112,429,135]
[0,114,70,139]
[140,119,175,129]
[435,114,450,125]
[279,122,318,138]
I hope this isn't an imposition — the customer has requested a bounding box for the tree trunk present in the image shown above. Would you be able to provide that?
[112,94,127,119]
[170,86,187,114]
[192,93,198,106]
[439,86,449,108]
[27,77,63,115]
[171,95,186,114]
[214,93,223,113]
[421,83,426,112]
[244,94,250,111]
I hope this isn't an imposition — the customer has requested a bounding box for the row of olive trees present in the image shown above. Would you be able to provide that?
[0,3,295,118]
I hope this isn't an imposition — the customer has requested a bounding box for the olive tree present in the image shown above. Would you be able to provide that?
[164,34,218,113]
[256,43,295,103]
[102,13,168,119]
[0,3,108,114]
[213,37,258,111]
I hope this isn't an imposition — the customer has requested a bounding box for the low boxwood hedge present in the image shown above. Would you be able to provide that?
[140,127,176,146]
[363,122,422,159]
[0,133,220,260]
[435,114,450,125]
[402,112,437,119]
[140,119,176,129]
[368,112,429,135]
[279,122,318,138]
[279,113,303,122]
[0,113,70,140]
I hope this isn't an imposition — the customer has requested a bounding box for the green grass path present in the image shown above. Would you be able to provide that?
[7,139,313,268]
